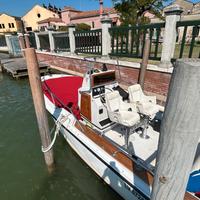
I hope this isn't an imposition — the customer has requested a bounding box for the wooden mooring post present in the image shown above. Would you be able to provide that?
[24,48,54,170]
[138,38,150,89]
[151,59,200,200]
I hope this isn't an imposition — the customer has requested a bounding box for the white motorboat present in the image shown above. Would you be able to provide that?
[41,62,199,200]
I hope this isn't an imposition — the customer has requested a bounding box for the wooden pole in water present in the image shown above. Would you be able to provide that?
[138,38,150,90]
[151,59,200,200]
[24,48,54,170]
[24,34,30,48]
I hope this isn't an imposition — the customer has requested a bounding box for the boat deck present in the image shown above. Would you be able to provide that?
[104,123,159,168]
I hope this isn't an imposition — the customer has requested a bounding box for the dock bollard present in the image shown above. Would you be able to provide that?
[151,59,200,200]
[24,48,54,171]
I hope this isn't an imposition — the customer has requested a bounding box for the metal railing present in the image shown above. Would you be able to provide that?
[38,32,50,51]
[74,29,102,54]
[176,20,200,59]
[109,23,165,60]
[53,32,70,52]
[0,35,6,47]
[29,33,37,48]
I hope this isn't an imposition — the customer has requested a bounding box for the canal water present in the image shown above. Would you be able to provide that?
[0,73,122,200]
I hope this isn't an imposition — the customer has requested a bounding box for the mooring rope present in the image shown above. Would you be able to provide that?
[41,114,69,153]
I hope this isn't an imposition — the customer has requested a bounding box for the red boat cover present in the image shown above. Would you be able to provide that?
[42,76,83,120]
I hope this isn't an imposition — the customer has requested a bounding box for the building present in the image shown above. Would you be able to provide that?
[22,4,60,32]
[61,6,82,25]
[167,0,194,14]
[150,0,200,43]
[0,13,23,33]
[61,7,120,29]
[37,17,66,31]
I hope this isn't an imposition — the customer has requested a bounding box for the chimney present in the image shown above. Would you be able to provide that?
[99,0,103,17]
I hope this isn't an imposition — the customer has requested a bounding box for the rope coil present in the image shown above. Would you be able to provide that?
[41,114,69,153]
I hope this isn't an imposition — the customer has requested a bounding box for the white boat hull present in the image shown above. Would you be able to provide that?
[42,74,200,200]
[46,105,150,200]
[42,74,151,200]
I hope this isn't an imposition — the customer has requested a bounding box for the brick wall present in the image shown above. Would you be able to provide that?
[37,52,171,104]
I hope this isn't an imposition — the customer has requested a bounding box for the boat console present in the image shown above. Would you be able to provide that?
[78,69,118,130]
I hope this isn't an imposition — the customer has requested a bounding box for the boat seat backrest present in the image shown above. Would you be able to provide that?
[105,91,122,112]
[128,84,144,103]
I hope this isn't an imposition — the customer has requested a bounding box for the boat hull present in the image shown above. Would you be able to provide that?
[58,120,149,200]
[42,74,150,200]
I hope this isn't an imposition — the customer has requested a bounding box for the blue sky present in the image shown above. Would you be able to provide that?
[0,0,200,17]
[0,0,113,17]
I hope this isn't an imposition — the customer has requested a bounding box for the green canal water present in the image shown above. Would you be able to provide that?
[0,73,122,200]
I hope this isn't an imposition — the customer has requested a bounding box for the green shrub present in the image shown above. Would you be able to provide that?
[76,23,91,31]
[58,26,68,32]
[196,40,200,45]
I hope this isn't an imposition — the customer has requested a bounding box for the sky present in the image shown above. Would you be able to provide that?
[0,0,113,17]
[0,0,200,17]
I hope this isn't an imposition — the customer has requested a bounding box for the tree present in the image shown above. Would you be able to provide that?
[112,0,169,25]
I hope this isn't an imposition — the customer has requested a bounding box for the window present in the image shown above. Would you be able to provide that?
[8,23,11,28]
[26,27,32,31]
[2,24,5,28]
[11,23,14,28]
[37,13,41,18]
[92,21,95,28]
[0,24,2,29]
[112,22,117,26]
[40,26,45,31]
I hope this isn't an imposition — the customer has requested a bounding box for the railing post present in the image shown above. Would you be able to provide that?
[101,16,112,58]
[48,30,55,52]
[151,59,200,200]
[0,60,2,72]
[34,32,41,50]
[68,24,76,54]
[24,33,30,48]
[18,33,26,57]
[159,5,183,68]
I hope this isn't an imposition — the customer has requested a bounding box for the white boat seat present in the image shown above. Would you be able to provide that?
[105,91,140,127]
[128,84,159,119]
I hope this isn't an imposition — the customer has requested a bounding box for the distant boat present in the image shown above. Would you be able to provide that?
[41,62,199,200]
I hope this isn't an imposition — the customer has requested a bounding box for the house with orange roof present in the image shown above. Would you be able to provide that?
[61,6,120,29]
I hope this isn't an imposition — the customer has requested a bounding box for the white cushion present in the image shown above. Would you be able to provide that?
[128,84,159,118]
[119,111,140,127]
[137,102,159,117]
[105,91,140,127]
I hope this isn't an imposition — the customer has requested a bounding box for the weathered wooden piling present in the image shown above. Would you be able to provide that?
[138,38,150,89]
[24,34,30,48]
[24,48,54,170]
[151,59,200,200]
